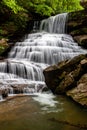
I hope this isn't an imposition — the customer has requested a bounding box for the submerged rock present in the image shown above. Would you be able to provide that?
[43,54,87,106]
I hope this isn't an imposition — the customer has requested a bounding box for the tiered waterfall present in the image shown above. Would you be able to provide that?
[0,13,86,98]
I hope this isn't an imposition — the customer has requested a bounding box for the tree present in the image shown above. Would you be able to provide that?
[15,0,83,16]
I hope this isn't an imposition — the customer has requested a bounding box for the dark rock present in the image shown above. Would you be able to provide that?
[42,87,49,92]
[44,54,87,106]
[0,87,8,99]
[10,84,25,94]
[67,10,87,36]
[2,89,8,98]
[74,35,87,48]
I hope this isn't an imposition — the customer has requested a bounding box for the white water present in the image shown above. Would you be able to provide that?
[0,13,86,98]
[40,13,67,33]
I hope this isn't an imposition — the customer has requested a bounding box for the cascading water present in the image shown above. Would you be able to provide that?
[40,13,67,33]
[0,13,86,99]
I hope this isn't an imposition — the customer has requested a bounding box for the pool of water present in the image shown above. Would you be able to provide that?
[0,93,87,130]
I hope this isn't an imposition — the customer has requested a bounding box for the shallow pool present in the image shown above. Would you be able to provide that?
[0,93,87,130]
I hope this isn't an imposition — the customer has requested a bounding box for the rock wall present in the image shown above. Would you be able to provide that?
[67,1,87,48]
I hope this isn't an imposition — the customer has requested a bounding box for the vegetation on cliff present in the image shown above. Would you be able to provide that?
[0,0,83,54]
[0,0,83,36]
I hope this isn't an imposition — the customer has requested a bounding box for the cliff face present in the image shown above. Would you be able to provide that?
[67,1,87,48]
[67,10,87,48]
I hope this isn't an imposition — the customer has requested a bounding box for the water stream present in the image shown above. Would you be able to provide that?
[0,13,87,130]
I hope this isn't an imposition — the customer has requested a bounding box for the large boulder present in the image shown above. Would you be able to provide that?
[43,54,87,106]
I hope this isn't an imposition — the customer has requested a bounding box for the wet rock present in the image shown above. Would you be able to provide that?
[44,54,87,106]
[0,82,46,100]
[42,86,49,92]
[10,84,26,94]
[0,85,9,98]
[2,89,8,98]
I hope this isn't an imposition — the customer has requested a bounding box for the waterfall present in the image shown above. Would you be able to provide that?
[0,13,86,98]
[40,13,67,33]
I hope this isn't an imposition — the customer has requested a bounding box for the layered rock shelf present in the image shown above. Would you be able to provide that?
[67,1,87,48]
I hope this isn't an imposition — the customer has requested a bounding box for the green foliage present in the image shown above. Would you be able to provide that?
[0,0,84,55]
[13,12,28,28]
[45,0,83,14]
[34,4,54,16]
[0,0,83,16]
[1,0,83,18]
[2,0,25,14]
[61,0,83,13]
